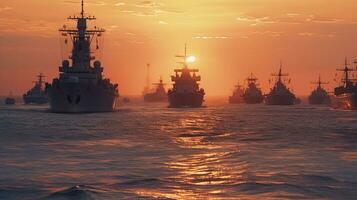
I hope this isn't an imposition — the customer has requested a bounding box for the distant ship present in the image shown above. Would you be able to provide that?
[168,45,205,107]
[265,63,296,105]
[5,94,15,105]
[46,1,119,113]
[5,98,15,105]
[144,77,168,102]
[229,82,244,104]
[308,75,330,105]
[142,63,167,102]
[243,73,264,104]
[332,59,357,109]
[23,73,48,104]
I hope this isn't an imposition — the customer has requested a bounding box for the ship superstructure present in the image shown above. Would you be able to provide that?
[46,0,118,113]
[243,73,264,104]
[332,59,357,109]
[229,82,244,104]
[23,73,48,104]
[168,45,205,107]
[308,75,330,105]
[265,63,296,105]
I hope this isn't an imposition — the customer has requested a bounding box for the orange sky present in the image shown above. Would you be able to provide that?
[1,0,357,96]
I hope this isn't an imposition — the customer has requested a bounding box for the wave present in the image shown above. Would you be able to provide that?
[42,185,98,200]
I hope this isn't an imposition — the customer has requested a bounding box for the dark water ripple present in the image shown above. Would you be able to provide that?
[0,101,357,199]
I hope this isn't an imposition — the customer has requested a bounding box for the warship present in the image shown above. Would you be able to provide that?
[243,73,264,104]
[308,75,330,105]
[142,63,167,102]
[23,73,48,104]
[229,82,244,104]
[265,63,296,105]
[5,93,15,105]
[144,77,168,102]
[168,45,205,107]
[332,59,357,109]
[46,1,119,113]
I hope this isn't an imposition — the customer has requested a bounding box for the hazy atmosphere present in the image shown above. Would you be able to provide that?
[1,0,357,95]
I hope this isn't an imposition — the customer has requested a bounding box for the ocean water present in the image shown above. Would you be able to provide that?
[0,98,356,200]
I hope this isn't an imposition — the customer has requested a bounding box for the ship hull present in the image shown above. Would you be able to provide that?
[308,96,331,105]
[229,96,243,104]
[168,92,204,108]
[265,95,295,105]
[243,96,264,104]
[48,82,117,113]
[5,98,15,105]
[23,95,48,104]
[332,92,357,110]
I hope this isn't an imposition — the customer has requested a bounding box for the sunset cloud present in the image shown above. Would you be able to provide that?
[0,6,13,12]
[236,13,348,26]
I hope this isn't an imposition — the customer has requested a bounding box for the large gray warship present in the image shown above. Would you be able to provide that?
[23,73,48,104]
[46,1,119,113]
[265,64,296,105]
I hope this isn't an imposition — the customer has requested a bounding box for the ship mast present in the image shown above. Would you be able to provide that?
[59,0,105,71]
[146,63,151,89]
[272,61,289,83]
[38,73,45,88]
[311,75,328,89]
[337,58,355,87]
[247,73,258,84]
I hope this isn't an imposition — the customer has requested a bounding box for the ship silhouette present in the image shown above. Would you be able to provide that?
[144,77,168,102]
[168,45,205,107]
[308,75,330,105]
[23,73,48,104]
[332,58,357,109]
[46,0,118,113]
[142,64,167,102]
[243,73,264,104]
[5,92,15,105]
[4,92,16,105]
[265,63,296,105]
[229,81,244,104]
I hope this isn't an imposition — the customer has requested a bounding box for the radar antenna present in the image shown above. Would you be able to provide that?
[81,0,84,18]
[311,75,328,88]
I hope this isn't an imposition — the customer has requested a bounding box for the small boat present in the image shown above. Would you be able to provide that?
[5,92,15,105]
[5,97,15,105]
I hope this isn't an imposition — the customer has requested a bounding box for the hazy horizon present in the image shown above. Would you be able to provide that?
[1,0,357,96]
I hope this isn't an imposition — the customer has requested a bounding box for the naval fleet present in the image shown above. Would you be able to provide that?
[3,1,357,111]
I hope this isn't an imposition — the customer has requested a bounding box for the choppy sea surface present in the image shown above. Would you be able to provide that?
[0,97,356,200]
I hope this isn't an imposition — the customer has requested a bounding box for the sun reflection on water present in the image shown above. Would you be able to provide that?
[134,112,248,199]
